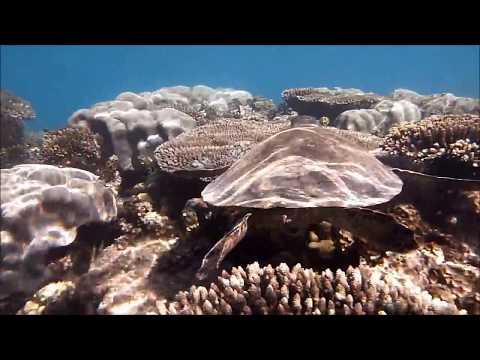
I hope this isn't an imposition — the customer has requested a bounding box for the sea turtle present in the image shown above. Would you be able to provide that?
[174,123,480,281]
[147,118,291,216]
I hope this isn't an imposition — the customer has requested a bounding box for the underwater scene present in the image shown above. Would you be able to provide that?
[0,45,479,315]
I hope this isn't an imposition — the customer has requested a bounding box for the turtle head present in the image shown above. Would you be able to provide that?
[290,115,321,128]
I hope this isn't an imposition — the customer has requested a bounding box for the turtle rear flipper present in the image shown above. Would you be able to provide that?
[392,168,480,191]
[324,207,416,252]
[196,213,252,280]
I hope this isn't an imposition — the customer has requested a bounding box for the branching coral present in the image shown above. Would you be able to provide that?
[165,262,464,315]
[380,114,480,177]
[38,127,102,170]
[37,127,119,183]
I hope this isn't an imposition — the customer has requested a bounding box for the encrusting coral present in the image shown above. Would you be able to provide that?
[164,262,464,315]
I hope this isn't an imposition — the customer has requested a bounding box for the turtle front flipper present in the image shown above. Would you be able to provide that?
[196,213,252,280]
[320,207,416,252]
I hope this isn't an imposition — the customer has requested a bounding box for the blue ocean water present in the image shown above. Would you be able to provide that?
[1,45,478,131]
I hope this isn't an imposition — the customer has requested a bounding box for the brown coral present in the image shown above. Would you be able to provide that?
[37,127,117,182]
[0,90,36,166]
[165,262,464,315]
[0,90,36,147]
[154,119,290,177]
[281,88,382,121]
[380,114,480,178]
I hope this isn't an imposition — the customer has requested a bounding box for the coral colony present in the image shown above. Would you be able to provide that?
[0,86,479,315]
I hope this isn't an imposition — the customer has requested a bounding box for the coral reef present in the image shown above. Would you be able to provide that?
[0,164,117,299]
[164,262,464,315]
[2,85,478,316]
[391,89,480,116]
[379,114,480,178]
[68,107,196,171]
[282,87,383,121]
[154,118,290,176]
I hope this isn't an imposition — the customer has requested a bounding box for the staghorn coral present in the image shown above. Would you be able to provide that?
[282,87,383,121]
[154,118,291,176]
[380,114,480,178]
[164,262,464,315]
[0,164,117,299]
